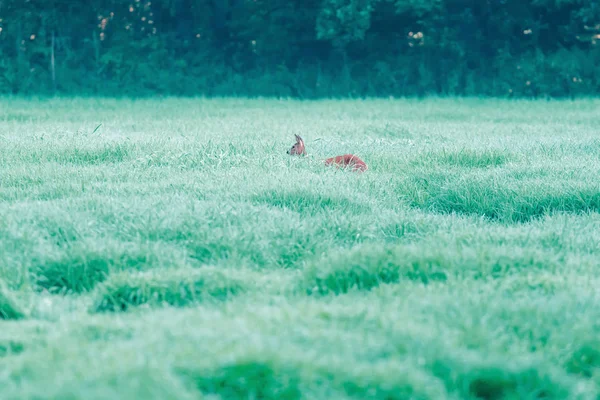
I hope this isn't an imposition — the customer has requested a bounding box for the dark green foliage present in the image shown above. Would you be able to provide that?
[0,0,598,97]
[316,0,375,47]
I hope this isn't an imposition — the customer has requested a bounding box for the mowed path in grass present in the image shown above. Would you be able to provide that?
[1,97,600,399]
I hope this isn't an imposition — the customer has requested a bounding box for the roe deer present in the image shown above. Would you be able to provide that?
[287,134,368,172]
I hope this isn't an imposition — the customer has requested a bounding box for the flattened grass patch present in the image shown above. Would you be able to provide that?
[31,246,152,294]
[431,358,576,400]
[253,190,369,215]
[414,148,512,168]
[302,243,448,295]
[178,361,302,400]
[92,267,245,312]
[336,364,448,399]
[302,241,567,295]
[404,172,600,223]
[50,143,131,165]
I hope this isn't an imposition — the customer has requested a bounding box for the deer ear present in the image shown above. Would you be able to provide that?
[295,134,304,143]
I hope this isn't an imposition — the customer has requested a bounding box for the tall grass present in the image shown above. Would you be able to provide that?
[1,97,600,399]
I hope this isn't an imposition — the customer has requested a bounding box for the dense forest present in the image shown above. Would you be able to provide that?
[0,0,599,97]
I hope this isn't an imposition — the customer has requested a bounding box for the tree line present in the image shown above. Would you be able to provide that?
[0,0,599,97]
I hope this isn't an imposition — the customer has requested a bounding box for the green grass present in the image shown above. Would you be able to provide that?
[92,267,248,312]
[0,280,25,320]
[1,96,600,399]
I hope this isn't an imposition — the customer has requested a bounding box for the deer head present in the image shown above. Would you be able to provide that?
[287,134,306,156]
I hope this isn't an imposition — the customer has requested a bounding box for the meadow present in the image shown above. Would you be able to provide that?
[1,97,600,399]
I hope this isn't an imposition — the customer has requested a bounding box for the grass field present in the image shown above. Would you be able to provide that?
[1,97,600,399]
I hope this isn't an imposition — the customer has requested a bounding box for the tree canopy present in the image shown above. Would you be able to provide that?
[0,0,598,97]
